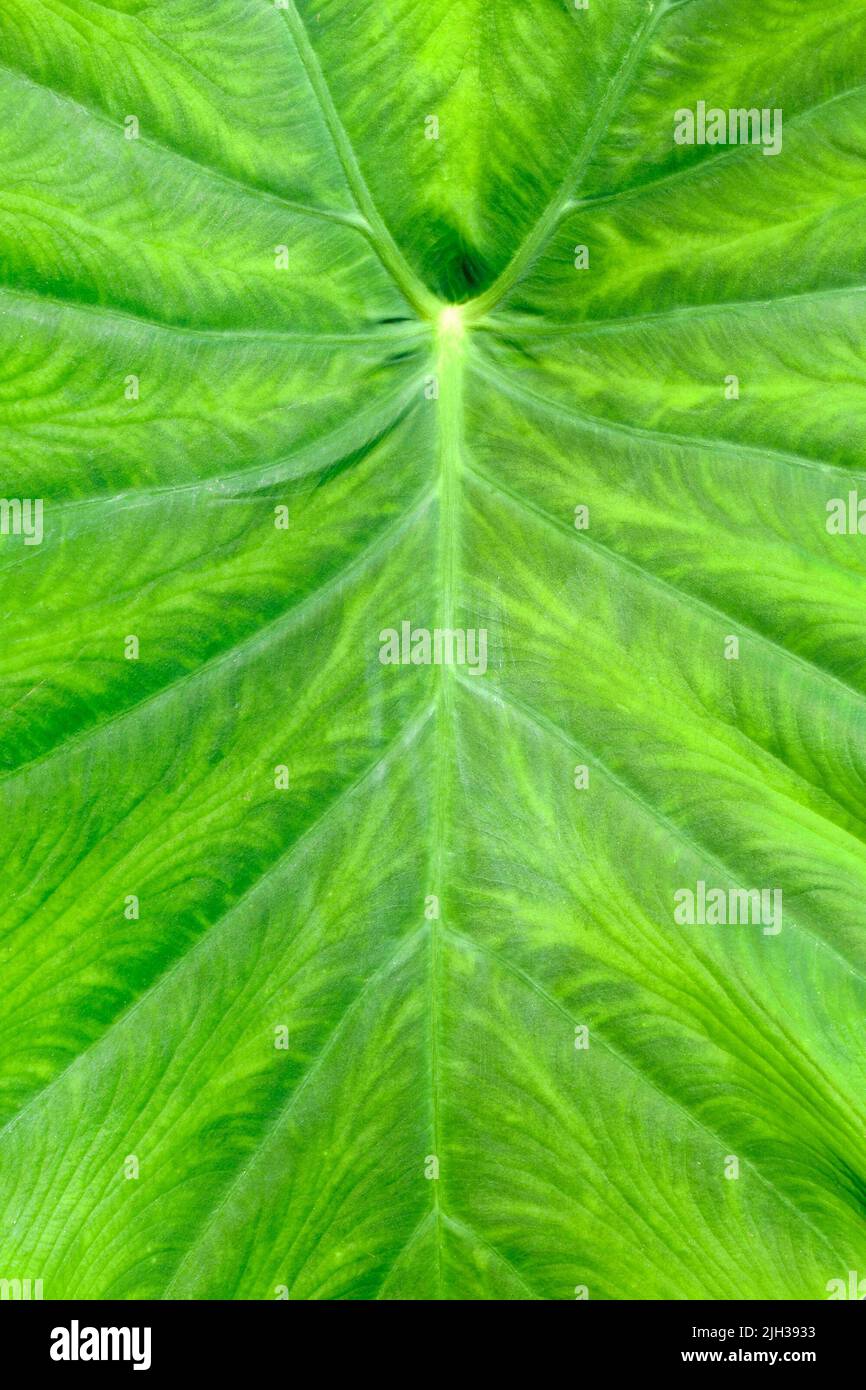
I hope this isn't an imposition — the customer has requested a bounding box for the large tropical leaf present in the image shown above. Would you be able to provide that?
[1,0,865,1301]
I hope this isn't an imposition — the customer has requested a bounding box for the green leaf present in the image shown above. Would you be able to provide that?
[1,0,865,1301]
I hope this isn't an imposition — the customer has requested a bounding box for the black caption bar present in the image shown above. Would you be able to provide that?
[1,1297,862,1375]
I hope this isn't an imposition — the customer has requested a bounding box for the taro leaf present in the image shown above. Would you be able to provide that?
[1,0,866,1302]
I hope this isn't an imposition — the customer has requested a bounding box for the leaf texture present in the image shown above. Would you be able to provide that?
[0,0,865,1301]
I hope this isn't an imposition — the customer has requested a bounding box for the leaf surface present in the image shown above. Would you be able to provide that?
[1,0,865,1300]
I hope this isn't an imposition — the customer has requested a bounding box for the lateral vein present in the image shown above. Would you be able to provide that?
[279,3,439,319]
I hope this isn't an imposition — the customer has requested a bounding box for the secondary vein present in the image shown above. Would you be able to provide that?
[465,0,669,321]
[279,3,440,320]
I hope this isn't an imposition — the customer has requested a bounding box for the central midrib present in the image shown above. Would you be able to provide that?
[425,309,465,1290]
[281,0,678,1296]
